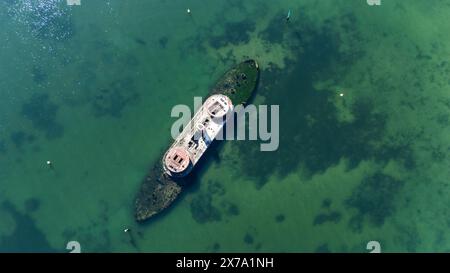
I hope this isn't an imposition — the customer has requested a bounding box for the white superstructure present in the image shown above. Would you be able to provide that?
[163,94,233,177]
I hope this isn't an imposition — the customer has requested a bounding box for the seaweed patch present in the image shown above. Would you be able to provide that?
[159,37,168,48]
[208,20,256,48]
[134,37,147,46]
[0,140,6,154]
[0,201,57,252]
[212,242,221,252]
[275,214,285,223]
[393,224,421,252]
[258,12,288,44]
[346,172,405,232]
[190,193,222,224]
[234,13,414,188]
[243,233,254,245]
[322,198,332,209]
[189,178,240,223]
[91,78,139,118]
[24,198,41,213]
[10,131,36,149]
[31,66,48,84]
[222,201,240,216]
[61,200,112,252]
[21,94,64,139]
[315,243,331,253]
[313,211,342,225]
[207,180,226,196]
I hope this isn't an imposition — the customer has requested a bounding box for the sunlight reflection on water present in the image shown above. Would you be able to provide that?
[6,0,73,41]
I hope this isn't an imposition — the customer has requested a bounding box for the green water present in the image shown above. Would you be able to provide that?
[0,0,449,252]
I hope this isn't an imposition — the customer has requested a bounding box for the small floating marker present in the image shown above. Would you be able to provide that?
[286,10,291,21]
[187,8,191,14]
[339,93,344,97]
[124,228,130,233]
[46,160,54,169]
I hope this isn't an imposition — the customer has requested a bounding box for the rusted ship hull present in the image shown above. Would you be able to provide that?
[135,60,260,222]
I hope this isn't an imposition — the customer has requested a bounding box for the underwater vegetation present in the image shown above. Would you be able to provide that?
[313,211,342,225]
[190,193,222,224]
[66,51,140,110]
[159,37,169,49]
[91,78,139,118]
[321,198,332,209]
[24,198,41,213]
[314,197,342,225]
[189,179,239,224]
[345,172,405,232]
[61,200,112,252]
[0,140,6,154]
[134,37,147,46]
[212,242,221,252]
[243,233,254,245]
[393,223,421,252]
[10,131,36,149]
[234,12,414,188]
[62,227,111,253]
[0,201,56,252]
[208,19,256,48]
[134,36,168,48]
[315,243,331,253]
[121,53,140,69]
[314,197,341,225]
[258,12,288,44]
[275,214,285,223]
[223,201,240,216]
[207,180,226,196]
[21,94,64,139]
[31,66,48,85]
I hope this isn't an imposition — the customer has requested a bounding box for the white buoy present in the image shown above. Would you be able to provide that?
[46,160,54,169]
[339,93,344,97]
[187,8,191,14]
[124,228,130,233]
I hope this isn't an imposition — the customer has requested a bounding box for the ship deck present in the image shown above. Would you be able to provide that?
[166,95,233,168]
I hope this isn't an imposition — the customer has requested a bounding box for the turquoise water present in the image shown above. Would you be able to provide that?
[0,0,449,252]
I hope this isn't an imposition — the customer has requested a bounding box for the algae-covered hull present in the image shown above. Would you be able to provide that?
[134,60,260,222]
